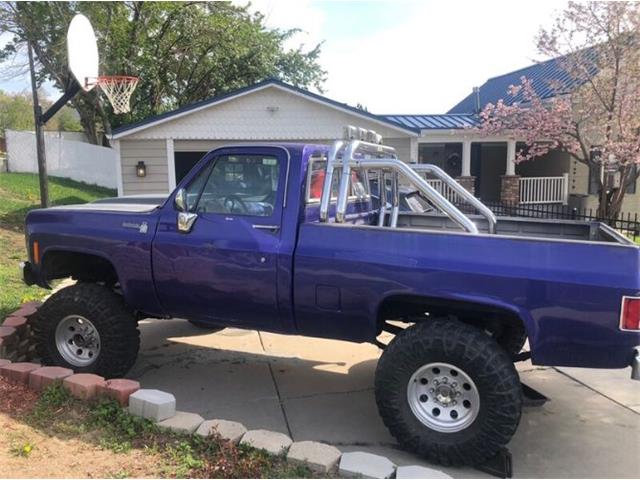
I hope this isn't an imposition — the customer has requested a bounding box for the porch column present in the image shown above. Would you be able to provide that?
[462,139,471,176]
[410,137,418,163]
[456,139,476,195]
[506,139,516,175]
[501,139,520,204]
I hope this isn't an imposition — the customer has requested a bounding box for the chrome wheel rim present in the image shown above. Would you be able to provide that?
[55,315,101,367]
[407,362,480,433]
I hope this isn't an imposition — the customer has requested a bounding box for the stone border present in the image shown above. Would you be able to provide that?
[0,302,451,479]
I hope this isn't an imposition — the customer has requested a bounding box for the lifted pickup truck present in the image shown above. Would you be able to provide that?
[22,128,640,466]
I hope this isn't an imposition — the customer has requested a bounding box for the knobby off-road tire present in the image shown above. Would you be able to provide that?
[33,283,140,378]
[375,319,522,466]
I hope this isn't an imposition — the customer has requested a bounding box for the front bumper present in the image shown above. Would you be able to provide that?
[632,347,640,381]
[21,261,37,286]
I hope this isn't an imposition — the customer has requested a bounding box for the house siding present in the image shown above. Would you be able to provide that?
[174,140,227,152]
[123,87,412,141]
[120,139,168,195]
[384,138,412,163]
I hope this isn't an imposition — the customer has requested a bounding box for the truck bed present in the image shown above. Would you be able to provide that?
[394,212,634,245]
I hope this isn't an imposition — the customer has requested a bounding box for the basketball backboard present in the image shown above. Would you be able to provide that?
[67,14,98,91]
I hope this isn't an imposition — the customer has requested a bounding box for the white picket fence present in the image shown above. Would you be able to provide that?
[519,174,569,204]
[5,129,117,189]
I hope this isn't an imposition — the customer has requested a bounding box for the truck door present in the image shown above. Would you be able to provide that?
[152,147,287,328]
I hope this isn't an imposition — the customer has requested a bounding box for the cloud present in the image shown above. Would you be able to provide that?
[243,0,568,114]
[327,1,571,113]
[241,0,326,50]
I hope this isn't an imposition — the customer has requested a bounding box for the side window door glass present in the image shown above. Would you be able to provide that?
[184,162,214,212]
[195,155,280,217]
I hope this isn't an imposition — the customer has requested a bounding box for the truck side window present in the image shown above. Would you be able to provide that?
[306,159,369,203]
[194,155,280,217]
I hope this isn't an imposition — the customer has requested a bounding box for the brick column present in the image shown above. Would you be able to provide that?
[500,175,520,204]
[456,176,476,196]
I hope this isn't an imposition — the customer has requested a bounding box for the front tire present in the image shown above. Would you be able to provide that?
[375,319,522,466]
[33,283,140,378]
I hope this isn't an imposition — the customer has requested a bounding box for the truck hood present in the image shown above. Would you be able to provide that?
[48,194,169,213]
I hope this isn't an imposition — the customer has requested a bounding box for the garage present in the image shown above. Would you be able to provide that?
[174,151,205,184]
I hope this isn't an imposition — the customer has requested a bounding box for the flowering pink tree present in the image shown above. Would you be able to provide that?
[476,1,640,219]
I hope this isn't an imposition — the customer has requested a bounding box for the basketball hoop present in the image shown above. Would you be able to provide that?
[93,76,139,114]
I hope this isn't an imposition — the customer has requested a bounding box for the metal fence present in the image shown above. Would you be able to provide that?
[479,201,640,239]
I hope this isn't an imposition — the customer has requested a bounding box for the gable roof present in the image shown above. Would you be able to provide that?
[447,47,599,114]
[111,78,419,139]
[383,114,479,130]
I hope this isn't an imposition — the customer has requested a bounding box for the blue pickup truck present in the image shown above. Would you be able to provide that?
[22,129,640,466]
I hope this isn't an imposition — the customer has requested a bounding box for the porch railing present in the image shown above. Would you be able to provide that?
[519,174,569,205]
[424,178,460,203]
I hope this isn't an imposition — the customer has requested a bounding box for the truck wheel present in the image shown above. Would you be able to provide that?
[32,283,140,378]
[375,319,522,466]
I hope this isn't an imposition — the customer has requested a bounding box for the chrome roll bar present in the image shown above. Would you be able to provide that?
[377,170,388,227]
[319,140,343,222]
[319,136,495,235]
[412,164,497,234]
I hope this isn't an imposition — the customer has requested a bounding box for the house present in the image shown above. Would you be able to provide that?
[110,65,639,214]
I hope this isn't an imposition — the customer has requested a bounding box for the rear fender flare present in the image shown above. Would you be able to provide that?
[374,291,537,353]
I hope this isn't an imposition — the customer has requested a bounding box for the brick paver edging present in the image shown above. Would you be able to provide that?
[0,302,452,479]
[0,301,41,362]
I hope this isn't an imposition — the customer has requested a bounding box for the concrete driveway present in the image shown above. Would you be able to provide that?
[128,319,640,478]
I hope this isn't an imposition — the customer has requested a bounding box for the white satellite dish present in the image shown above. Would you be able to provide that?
[67,14,99,91]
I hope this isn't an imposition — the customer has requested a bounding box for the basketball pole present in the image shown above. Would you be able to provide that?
[27,42,81,208]
[27,41,49,208]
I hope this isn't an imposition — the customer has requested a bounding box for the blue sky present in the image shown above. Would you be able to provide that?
[1,1,569,114]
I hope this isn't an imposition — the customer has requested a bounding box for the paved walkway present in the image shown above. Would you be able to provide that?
[128,319,640,478]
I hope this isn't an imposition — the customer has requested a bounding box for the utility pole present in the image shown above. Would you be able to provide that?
[27,41,49,208]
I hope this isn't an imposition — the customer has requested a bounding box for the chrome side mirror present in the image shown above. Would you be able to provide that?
[177,211,198,233]
[174,188,197,233]
[174,188,188,212]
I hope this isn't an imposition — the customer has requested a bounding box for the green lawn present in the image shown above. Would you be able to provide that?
[0,173,115,318]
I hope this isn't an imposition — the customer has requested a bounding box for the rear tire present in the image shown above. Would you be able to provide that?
[375,319,522,466]
[33,283,139,378]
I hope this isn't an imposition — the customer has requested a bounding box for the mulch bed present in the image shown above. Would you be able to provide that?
[0,377,39,416]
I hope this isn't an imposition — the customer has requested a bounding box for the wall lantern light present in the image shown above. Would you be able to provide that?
[136,161,147,177]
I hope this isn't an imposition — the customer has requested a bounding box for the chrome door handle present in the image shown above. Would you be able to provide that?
[252,224,280,231]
